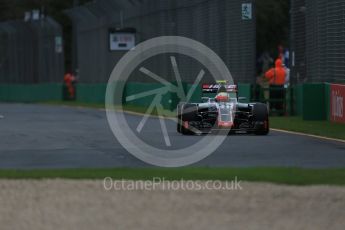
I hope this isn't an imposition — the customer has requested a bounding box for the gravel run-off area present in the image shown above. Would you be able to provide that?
[0,179,344,230]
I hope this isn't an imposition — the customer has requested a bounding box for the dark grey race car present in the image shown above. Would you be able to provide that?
[177,83,269,135]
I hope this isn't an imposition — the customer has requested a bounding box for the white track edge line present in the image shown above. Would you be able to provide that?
[271,128,345,144]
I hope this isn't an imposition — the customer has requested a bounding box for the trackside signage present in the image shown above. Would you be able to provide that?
[330,84,345,123]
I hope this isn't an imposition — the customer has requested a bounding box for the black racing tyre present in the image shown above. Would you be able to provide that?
[182,104,198,121]
[180,104,198,135]
[176,104,182,133]
[252,103,269,135]
[181,123,192,135]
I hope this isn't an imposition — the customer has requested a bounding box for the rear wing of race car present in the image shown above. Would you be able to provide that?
[201,84,237,94]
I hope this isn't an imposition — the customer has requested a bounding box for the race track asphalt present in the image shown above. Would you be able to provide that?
[0,103,345,169]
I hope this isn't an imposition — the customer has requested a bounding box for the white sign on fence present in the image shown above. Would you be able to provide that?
[55,36,63,53]
[242,3,252,20]
[109,33,135,51]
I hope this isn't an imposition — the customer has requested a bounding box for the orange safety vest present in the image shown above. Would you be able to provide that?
[264,59,286,86]
[64,73,75,98]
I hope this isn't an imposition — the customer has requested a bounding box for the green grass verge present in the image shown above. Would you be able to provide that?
[270,116,345,140]
[0,168,344,186]
[42,101,105,109]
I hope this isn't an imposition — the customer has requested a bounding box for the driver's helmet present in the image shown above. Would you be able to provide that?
[215,85,229,102]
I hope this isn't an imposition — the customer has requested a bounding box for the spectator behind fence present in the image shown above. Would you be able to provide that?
[256,51,274,101]
[264,58,286,114]
[64,72,76,100]
[257,51,274,76]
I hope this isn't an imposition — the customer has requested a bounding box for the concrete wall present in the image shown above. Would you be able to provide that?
[1,82,342,123]
[0,84,63,102]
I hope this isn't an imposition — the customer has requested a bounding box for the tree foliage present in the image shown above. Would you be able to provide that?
[256,0,290,57]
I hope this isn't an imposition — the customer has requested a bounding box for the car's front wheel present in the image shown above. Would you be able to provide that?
[180,104,198,135]
[176,103,183,133]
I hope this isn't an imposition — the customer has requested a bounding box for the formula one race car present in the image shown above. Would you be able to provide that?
[177,81,269,135]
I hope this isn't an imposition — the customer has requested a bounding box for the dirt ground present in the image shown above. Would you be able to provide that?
[0,179,344,230]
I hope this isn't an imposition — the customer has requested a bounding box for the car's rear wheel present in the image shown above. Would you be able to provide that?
[252,103,269,135]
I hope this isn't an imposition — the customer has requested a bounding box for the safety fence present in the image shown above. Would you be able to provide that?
[66,0,256,84]
[253,83,344,123]
[290,0,345,84]
[77,82,202,111]
[0,17,64,84]
[252,83,330,120]
[252,85,302,116]
[1,82,343,124]
[0,83,63,102]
